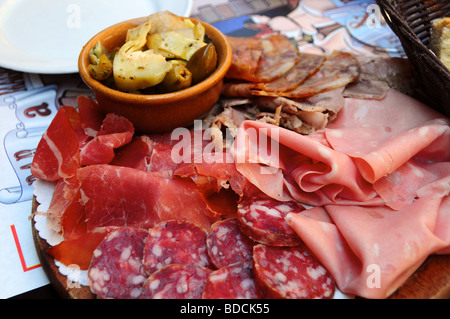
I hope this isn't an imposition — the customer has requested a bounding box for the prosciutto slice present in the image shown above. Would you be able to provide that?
[232,89,450,298]
[31,106,81,181]
[78,164,215,232]
[80,113,134,166]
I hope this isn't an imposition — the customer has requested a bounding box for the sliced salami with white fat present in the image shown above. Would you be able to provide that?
[142,220,210,273]
[206,219,256,269]
[87,227,149,299]
[141,264,212,299]
[252,244,335,299]
[237,197,304,246]
[202,262,261,299]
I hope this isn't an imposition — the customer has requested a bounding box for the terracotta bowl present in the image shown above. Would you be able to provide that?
[78,16,232,133]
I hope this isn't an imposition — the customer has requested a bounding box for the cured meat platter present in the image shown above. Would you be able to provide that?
[29,10,450,299]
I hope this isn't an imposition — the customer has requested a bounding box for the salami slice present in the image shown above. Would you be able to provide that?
[237,197,304,246]
[206,219,255,269]
[252,244,335,299]
[202,262,261,299]
[87,227,149,299]
[142,220,210,273]
[141,264,212,299]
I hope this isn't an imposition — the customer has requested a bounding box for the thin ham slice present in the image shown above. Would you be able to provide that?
[325,89,449,184]
[78,164,216,231]
[232,120,380,206]
[77,95,104,137]
[110,135,154,171]
[80,113,134,166]
[31,106,80,181]
[232,88,450,298]
[286,186,449,298]
[45,179,86,239]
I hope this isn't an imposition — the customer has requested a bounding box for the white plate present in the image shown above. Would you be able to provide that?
[0,0,193,74]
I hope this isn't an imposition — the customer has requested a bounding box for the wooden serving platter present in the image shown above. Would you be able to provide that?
[32,198,95,299]
[31,197,450,299]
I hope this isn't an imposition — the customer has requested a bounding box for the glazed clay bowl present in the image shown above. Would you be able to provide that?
[78,16,232,133]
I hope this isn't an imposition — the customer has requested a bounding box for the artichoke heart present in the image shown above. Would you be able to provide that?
[147,31,206,61]
[88,40,113,81]
[113,49,172,92]
[125,21,152,48]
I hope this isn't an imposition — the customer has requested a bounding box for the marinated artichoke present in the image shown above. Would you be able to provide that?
[87,11,217,94]
[88,41,113,81]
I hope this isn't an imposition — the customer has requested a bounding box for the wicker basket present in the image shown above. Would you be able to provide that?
[376,0,450,116]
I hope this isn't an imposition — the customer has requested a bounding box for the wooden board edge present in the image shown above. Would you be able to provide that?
[31,197,96,299]
[388,254,450,299]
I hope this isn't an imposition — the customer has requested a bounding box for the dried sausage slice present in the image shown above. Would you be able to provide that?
[252,244,335,299]
[206,219,255,269]
[226,36,263,82]
[254,53,325,93]
[225,34,299,83]
[142,220,210,273]
[141,264,212,299]
[202,262,261,299]
[87,227,149,299]
[237,197,304,246]
[277,50,360,98]
[253,34,300,83]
